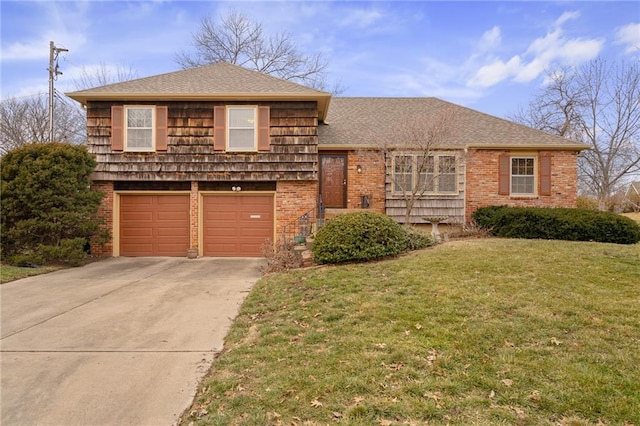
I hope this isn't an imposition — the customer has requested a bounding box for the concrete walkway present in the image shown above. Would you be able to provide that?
[1,257,263,426]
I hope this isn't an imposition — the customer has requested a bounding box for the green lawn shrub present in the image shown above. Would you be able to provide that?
[402,224,435,250]
[1,143,106,265]
[312,211,412,264]
[473,206,640,244]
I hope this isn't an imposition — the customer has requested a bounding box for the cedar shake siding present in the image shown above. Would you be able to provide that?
[384,151,466,224]
[87,100,319,182]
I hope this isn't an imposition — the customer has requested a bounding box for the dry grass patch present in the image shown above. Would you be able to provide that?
[183,239,640,425]
[622,212,640,224]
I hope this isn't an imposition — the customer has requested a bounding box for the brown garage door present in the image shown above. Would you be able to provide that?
[120,194,190,256]
[203,194,274,257]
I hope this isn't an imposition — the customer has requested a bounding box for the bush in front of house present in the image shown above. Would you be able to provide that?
[312,211,411,264]
[472,206,640,244]
[402,224,436,250]
[1,142,107,265]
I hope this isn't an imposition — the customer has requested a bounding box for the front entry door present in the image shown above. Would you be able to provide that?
[320,154,346,208]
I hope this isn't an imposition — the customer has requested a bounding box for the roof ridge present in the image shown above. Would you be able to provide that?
[67,61,330,95]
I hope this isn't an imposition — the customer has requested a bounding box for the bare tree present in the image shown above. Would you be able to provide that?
[175,9,342,93]
[71,62,138,90]
[511,59,640,210]
[0,93,84,155]
[381,107,461,223]
[1,63,140,155]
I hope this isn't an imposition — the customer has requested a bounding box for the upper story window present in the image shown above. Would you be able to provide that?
[227,107,257,151]
[393,153,457,194]
[125,106,155,151]
[213,106,270,152]
[511,157,535,195]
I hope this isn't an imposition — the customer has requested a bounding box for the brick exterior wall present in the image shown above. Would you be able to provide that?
[276,180,319,241]
[346,150,386,213]
[91,181,114,256]
[190,181,199,249]
[465,149,579,221]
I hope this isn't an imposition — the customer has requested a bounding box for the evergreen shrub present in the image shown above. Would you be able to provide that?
[472,206,640,244]
[312,211,410,264]
[1,143,106,265]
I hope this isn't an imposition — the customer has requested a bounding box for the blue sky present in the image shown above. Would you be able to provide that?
[1,1,638,118]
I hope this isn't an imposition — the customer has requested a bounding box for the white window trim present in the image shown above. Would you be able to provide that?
[124,105,155,152]
[226,106,258,152]
[392,153,458,195]
[510,156,537,196]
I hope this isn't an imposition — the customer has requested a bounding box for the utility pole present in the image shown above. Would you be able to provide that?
[48,41,68,142]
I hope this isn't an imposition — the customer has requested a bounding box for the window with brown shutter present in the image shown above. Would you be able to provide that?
[257,106,270,151]
[155,106,168,151]
[539,153,551,196]
[213,106,226,151]
[498,153,510,195]
[111,105,124,151]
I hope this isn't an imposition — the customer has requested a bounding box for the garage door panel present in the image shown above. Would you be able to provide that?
[121,228,153,237]
[203,195,273,257]
[120,194,189,257]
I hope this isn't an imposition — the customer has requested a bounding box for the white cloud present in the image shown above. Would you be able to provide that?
[337,8,384,29]
[615,22,640,54]
[554,11,580,27]
[469,56,522,87]
[479,26,501,52]
[467,12,603,88]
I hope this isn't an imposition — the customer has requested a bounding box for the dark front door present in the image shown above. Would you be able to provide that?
[320,154,346,208]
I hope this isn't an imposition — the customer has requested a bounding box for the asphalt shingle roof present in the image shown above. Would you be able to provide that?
[66,62,332,120]
[67,62,328,95]
[318,97,589,150]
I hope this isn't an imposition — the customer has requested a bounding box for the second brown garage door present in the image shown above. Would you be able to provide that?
[120,194,190,256]
[203,194,274,257]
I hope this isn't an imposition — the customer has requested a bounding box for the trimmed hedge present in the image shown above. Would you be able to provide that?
[472,206,640,245]
[312,211,432,264]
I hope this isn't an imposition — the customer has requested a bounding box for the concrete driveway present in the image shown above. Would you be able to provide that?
[0,256,263,426]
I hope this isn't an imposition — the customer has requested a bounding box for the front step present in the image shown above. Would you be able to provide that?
[323,208,364,220]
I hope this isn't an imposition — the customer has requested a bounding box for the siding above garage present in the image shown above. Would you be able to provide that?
[86,101,319,182]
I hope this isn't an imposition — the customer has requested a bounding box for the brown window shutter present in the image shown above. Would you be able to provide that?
[155,106,168,151]
[213,106,226,151]
[539,153,552,196]
[498,153,510,195]
[257,106,270,151]
[111,105,124,151]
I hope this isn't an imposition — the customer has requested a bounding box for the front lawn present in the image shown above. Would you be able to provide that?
[0,264,62,283]
[623,212,640,224]
[183,239,639,425]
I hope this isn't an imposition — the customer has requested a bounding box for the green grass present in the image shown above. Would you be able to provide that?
[0,263,62,283]
[183,239,640,425]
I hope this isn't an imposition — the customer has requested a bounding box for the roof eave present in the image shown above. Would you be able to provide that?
[318,143,591,151]
[466,143,590,151]
[65,92,332,121]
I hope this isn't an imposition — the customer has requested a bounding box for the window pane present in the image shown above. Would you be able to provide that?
[127,129,153,148]
[394,156,412,192]
[512,176,534,194]
[229,129,255,149]
[439,156,456,173]
[438,174,456,192]
[127,108,152,128]
[228,109,255,128]
[437,156,456,192]
[512,158,534,175]
[418,173,435,192]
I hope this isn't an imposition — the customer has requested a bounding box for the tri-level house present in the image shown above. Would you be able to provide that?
[66,62,588,257]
